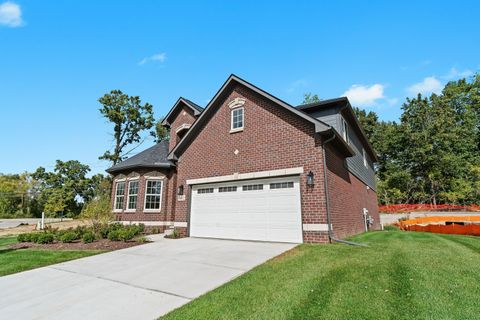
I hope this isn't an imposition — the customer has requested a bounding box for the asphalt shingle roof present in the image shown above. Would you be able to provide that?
[106,140,173,173]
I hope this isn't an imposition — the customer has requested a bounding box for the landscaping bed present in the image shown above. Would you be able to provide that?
[8,238,144,251]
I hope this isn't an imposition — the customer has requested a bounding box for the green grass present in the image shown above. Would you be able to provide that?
[162,231,480,320]
[0,236,104,277]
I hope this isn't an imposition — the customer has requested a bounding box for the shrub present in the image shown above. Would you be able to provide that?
[36,233,55,244]
[82,231,95,244]
[80,194,114,233]
[74,225,88,238]
[99,224,111,239]
[137,223,145,234]
[118,229,136,242]
[137,237,149,243]
[108,230,121,241]
[17,233,31,242]
[29,233,41,243]
[60,231,78,243]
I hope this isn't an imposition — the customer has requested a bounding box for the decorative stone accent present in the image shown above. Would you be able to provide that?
[228,97,246,109]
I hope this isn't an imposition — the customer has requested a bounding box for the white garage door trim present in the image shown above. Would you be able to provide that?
[190,176,303,243]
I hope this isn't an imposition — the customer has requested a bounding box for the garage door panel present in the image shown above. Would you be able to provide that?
[190,176,302,243]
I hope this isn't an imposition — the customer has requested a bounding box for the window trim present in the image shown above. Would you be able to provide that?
[270,181,294,190]
[143,178,163,212]
[230,107,244,133]
[125,179,139,212]
[113,181,126,212]
[342,118,349,144]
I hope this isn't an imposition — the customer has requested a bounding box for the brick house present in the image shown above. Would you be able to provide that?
[107,74,380,243]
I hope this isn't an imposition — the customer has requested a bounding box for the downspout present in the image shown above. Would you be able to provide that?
[322,130,368,247]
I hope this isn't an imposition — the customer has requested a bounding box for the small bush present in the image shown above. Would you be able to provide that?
[137,237,149,243]
[60,231,78,243]
[108,230,121,241]
[74,225,88,238]
[82,231,95,244]
[137,223,145,234]
[36,233,55,244]
[17,233,31,242]
[99,224,111,239]
[29,233,41,243]
[118,229,136,242]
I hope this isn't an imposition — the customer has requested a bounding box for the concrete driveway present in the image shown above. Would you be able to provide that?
[0,236,296,320]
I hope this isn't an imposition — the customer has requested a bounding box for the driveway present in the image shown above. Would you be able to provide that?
[0,236,296,320]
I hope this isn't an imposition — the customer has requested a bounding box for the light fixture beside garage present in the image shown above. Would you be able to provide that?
[306,171,314,186]
[177,185,184,195]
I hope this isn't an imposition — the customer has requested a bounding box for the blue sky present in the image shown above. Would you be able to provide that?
[1,0,479,175]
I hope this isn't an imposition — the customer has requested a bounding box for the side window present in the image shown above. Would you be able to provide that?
[114,181,125,211]
[144,180,163,211]
[127,180,139,210]
[231,107,244,131]
[342,118,349,144]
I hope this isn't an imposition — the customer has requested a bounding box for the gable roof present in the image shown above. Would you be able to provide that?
[167,74,354,161]
[296,97,379,162]
[106,140,173,174]
[161,97,203,127]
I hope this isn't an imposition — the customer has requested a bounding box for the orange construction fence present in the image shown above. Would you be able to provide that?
[403,224,480,236]
[399,216,480,236]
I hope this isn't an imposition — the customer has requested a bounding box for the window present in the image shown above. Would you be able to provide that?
[231,107,244,131]
[197,188,213,194]
[219,186,237,193]
[144,180,162,211]
[242,184,263,191]
[114,181,125,211]
[363,148,367,167]
[197,188,214,194]
[270,182,294,189]
[127,180,139,211]
[342,118,349,144]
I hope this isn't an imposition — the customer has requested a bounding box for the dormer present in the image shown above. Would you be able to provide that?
[161,98,203,152]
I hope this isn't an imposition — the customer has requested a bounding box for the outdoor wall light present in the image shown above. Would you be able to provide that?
[177,185,184,196]
[306,171,314,186]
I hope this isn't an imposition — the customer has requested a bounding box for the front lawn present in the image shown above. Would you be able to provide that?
[162,231,480,320]
[0,236,104,277]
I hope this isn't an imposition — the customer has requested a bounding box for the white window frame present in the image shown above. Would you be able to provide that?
[230,107,244,133]
[143,179,163,212]
[113,181,126,212]
[363,148,368,167]
[342,118,349,144]
[126,180,139,212]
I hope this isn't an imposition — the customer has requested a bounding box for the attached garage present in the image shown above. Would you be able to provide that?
[190,176,302,243]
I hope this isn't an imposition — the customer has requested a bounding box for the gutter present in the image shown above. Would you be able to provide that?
[322,130,368,247]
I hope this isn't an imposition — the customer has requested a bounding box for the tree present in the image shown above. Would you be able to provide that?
[99,90,155,165]
[81,195,113,233]
[151,117,170,142]
[302,93,321,104]
[32,160,92,216]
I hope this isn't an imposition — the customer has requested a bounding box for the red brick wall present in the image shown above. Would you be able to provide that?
[173,83,329,242]
[111,168,174,224]
[326,145,380,239]
[168,104,197,151]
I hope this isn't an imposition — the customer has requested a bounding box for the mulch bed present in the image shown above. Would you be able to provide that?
[8,238,149,251]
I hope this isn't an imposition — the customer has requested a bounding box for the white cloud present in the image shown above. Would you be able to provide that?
[0,1,23,27]
[407,76,443,96]
[442,67,473,80]
[138,52,167,66]
[342,84,385,106]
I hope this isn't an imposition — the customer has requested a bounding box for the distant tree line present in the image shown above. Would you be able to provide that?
[350,75,479,205]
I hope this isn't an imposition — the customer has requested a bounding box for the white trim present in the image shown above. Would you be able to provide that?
[114,178,126,182]
[175,123,191,133]
[230,107,244,132]
[143,179,163,212]
[228,97,246,109]
[186,167,304,185]
[143,176,165,180]
[303,223,331,232]
[342,117,349,144]
[118,221,188,227]
[174,222,188,228]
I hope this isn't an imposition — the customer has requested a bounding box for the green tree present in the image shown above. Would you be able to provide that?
[99,90,155,165]
[302,93,321,104]
[151,117,170,142]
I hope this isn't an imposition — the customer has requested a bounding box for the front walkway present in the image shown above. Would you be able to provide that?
[0,236,296,319]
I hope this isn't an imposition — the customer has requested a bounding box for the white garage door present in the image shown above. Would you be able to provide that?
[190,176,302,243]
